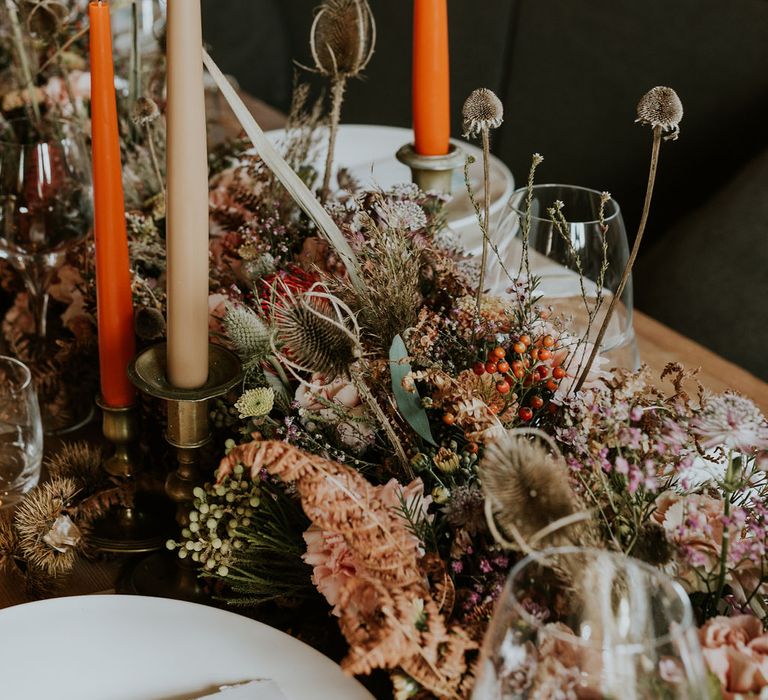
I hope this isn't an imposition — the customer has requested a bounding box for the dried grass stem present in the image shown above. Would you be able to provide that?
[575,125,662,391]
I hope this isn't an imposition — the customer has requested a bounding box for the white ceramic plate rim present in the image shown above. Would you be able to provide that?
[0,594,374,700]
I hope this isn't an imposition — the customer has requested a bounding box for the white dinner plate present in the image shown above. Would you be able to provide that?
[265,123,515,251]
[0,595,374,700]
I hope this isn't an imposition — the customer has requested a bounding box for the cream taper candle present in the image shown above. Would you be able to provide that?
[165,0,209,388]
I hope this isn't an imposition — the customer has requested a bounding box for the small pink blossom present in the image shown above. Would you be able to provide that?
[699,615,768,698]
[295,374,375,453]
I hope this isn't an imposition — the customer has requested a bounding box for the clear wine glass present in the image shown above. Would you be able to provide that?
[491,184,639,370]
[0,118,93,432]
[0,356,43,508]
[472,547,709,700]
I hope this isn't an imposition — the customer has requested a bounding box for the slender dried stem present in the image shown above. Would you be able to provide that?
[352,364,412,478]
[144,123,165,201]
[5,0,41,125]
[474,126,491,314]
[574,125,662,392]
[128,2,141,137]
[321,76,347,202]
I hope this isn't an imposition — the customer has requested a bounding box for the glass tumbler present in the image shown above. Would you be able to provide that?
[472,547,709,700]
[491,184,639,370]
[0,356,43,508]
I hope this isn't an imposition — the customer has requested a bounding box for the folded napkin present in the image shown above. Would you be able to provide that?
[195,680,287,699]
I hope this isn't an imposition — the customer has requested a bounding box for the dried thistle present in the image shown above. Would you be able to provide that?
[308,0,376,200]
[462,88,503,318]
[272,283,362,379]
[223,303,272,367]
[14,478,82,578]
[576,86,683,392]
[635,85,684,141]
[45,440,103,484]
[480,430,590,550]
[310,0,375,78]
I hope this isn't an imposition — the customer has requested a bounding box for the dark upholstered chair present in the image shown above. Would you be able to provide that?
[202,0,768,379]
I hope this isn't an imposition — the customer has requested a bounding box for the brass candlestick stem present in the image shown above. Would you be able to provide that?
[396,142,465,194]
[119,342,242,600]
[88,398,170,553]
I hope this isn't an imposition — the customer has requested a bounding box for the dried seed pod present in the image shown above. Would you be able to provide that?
[131,96,161,127]
[309,0,376,78]
[462,88,504,138]
[14,478,81,577]
[635,86,684,140]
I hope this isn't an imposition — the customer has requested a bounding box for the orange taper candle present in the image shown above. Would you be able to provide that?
[412,0,451,156]
[89,1,136,407]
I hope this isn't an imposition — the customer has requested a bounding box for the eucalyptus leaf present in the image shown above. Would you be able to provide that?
[389,335,436,447]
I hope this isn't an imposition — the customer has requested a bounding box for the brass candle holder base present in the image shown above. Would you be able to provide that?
[396,142,465,194]
[119,342,242,601]
[88,399,173,554]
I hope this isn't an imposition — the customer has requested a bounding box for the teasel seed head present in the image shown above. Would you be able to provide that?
[131,96,161,127]
[462,88,504,138]
[635,86,683,141]
[480,429,590,550]
[223,303,272,364]
[14,478,82,578]
[272,283,362,379]
[309,0,376,79]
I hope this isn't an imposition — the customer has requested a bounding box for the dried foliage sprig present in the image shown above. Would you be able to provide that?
[220,440,477,698]
[337,217,421,353]
[575,86,683,391]
[308,0,375,201]
[462,88,503,316]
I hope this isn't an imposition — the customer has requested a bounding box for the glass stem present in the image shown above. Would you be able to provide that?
[20,255,58,344]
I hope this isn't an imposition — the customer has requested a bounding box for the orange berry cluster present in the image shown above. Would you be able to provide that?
[471,334,564,422]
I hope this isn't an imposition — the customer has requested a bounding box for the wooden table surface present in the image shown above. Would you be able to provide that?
[634,310,768,414]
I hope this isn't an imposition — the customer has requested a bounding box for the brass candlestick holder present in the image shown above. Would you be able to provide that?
[88,398,171,553]
[396,142,465,194]
[119,342,242,600]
